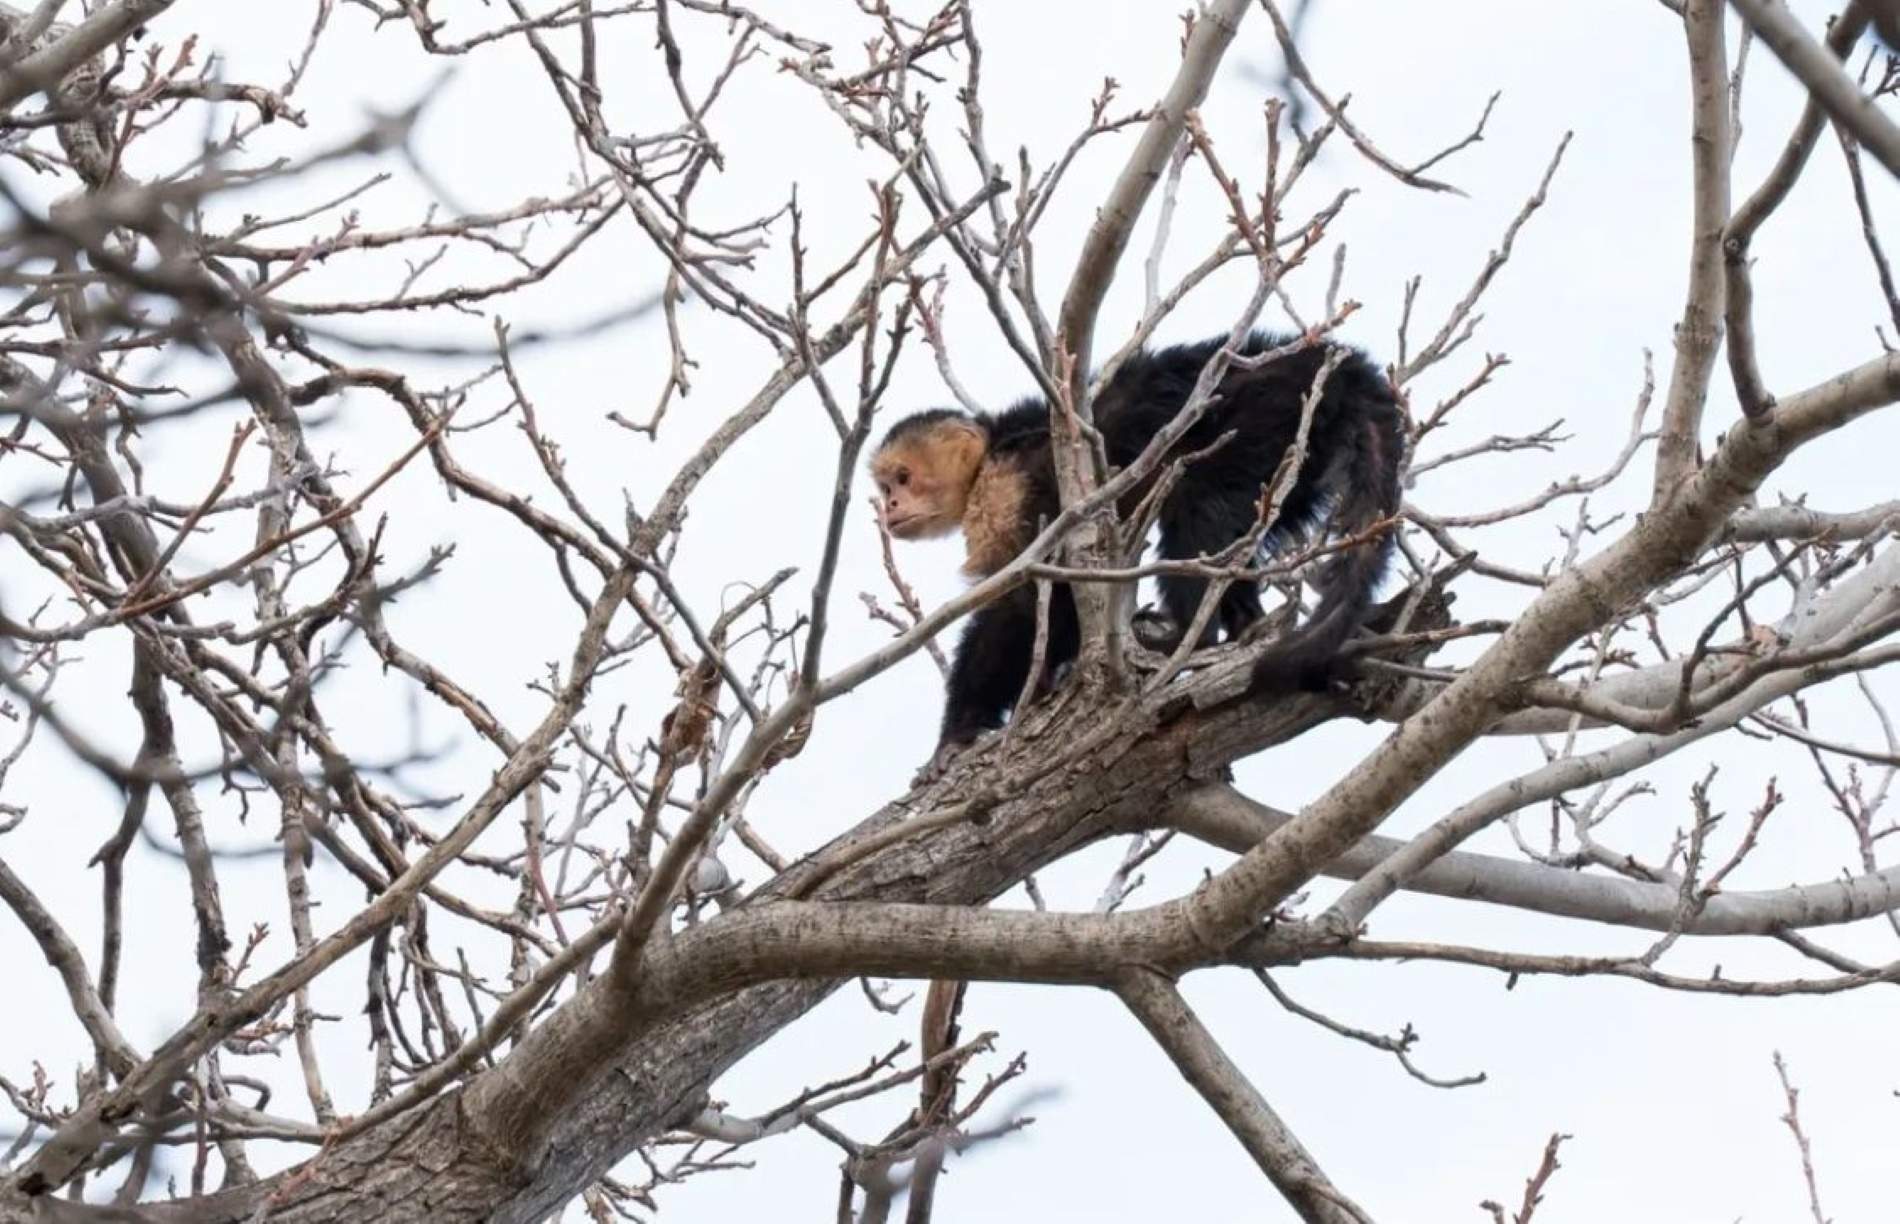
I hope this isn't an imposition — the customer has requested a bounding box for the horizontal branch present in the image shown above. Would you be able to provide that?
[1331,938,1899,996]
[1725,498,1900,543]
[1166,784,1900,937]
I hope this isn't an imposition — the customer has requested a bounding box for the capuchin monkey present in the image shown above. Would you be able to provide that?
[870,331,1403,764]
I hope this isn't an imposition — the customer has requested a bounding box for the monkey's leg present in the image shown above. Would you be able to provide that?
[1216,579,1264,640]
[1157,496,1266,647]
[1149,575,1265,651]
[1149,577,1213,650]
[939,591,1036,749]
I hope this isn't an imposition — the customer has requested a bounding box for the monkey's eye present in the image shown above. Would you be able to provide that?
[895,468,911,486]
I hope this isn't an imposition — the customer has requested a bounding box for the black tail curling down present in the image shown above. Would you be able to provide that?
[1246,364,1404,695]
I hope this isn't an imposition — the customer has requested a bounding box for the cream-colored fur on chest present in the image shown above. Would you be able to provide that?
[960,455,1032,578]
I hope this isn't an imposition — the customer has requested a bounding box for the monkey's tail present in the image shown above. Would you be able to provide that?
[1249,404,1403,694]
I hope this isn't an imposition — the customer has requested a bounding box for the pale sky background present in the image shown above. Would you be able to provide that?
[4,1,1900,1221]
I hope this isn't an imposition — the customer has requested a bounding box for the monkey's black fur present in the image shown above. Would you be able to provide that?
[911,330,1403,749]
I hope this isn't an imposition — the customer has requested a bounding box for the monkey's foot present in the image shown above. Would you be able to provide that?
[1131,607,1186,652]
[911,739,968,787]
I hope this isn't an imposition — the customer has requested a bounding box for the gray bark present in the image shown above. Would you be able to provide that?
[5,684,1340,1223]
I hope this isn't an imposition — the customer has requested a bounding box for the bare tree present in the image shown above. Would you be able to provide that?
[1,2,1897,1222]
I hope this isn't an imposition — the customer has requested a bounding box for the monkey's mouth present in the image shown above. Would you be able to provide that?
[884,514,924,537]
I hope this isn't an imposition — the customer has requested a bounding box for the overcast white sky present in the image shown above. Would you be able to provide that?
[5,1,1900,1220]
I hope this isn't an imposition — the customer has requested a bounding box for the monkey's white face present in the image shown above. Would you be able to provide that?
[870,423,986,540]
[874,464,959,539]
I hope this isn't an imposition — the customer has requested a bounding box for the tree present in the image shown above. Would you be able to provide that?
[2,1,1898,1221]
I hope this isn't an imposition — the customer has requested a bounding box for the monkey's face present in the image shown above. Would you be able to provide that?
[869,420,986,540]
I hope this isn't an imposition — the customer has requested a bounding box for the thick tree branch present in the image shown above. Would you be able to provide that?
[1047,0,1249,666]
[0,0,175,110]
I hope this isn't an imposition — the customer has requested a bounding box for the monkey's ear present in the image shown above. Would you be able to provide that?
[937,419,988,478]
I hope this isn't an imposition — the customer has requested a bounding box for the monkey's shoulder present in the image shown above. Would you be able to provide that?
[959,400,1056,579]
[960,450,1040,578]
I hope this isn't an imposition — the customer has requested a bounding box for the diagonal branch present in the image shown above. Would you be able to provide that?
[0,0,175,109]
[0,856,143,1083]
[1729,0,1900,180]
[1183,343,1899,954]
[1054,0,1249,384]
[1115,969,1370,1224]
[1258,0,1466,197]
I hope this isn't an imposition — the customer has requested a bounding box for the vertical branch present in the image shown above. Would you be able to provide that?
[801,185,901,691]
[1479,1133,1570,1224]
[1772,1051,1831,1224]
[1048,0,1250,672]
[1142,135,1192,315]
[903,977,967,1224]
[1654,0,1733,501]
[1724,4,1872,421]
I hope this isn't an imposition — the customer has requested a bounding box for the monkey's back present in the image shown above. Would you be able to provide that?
[977,331,1400,561]
[1094,331,1398,544]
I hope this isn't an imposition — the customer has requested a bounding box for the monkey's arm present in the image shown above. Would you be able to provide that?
[939,588,1041,749]
[917,582,1080,784]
